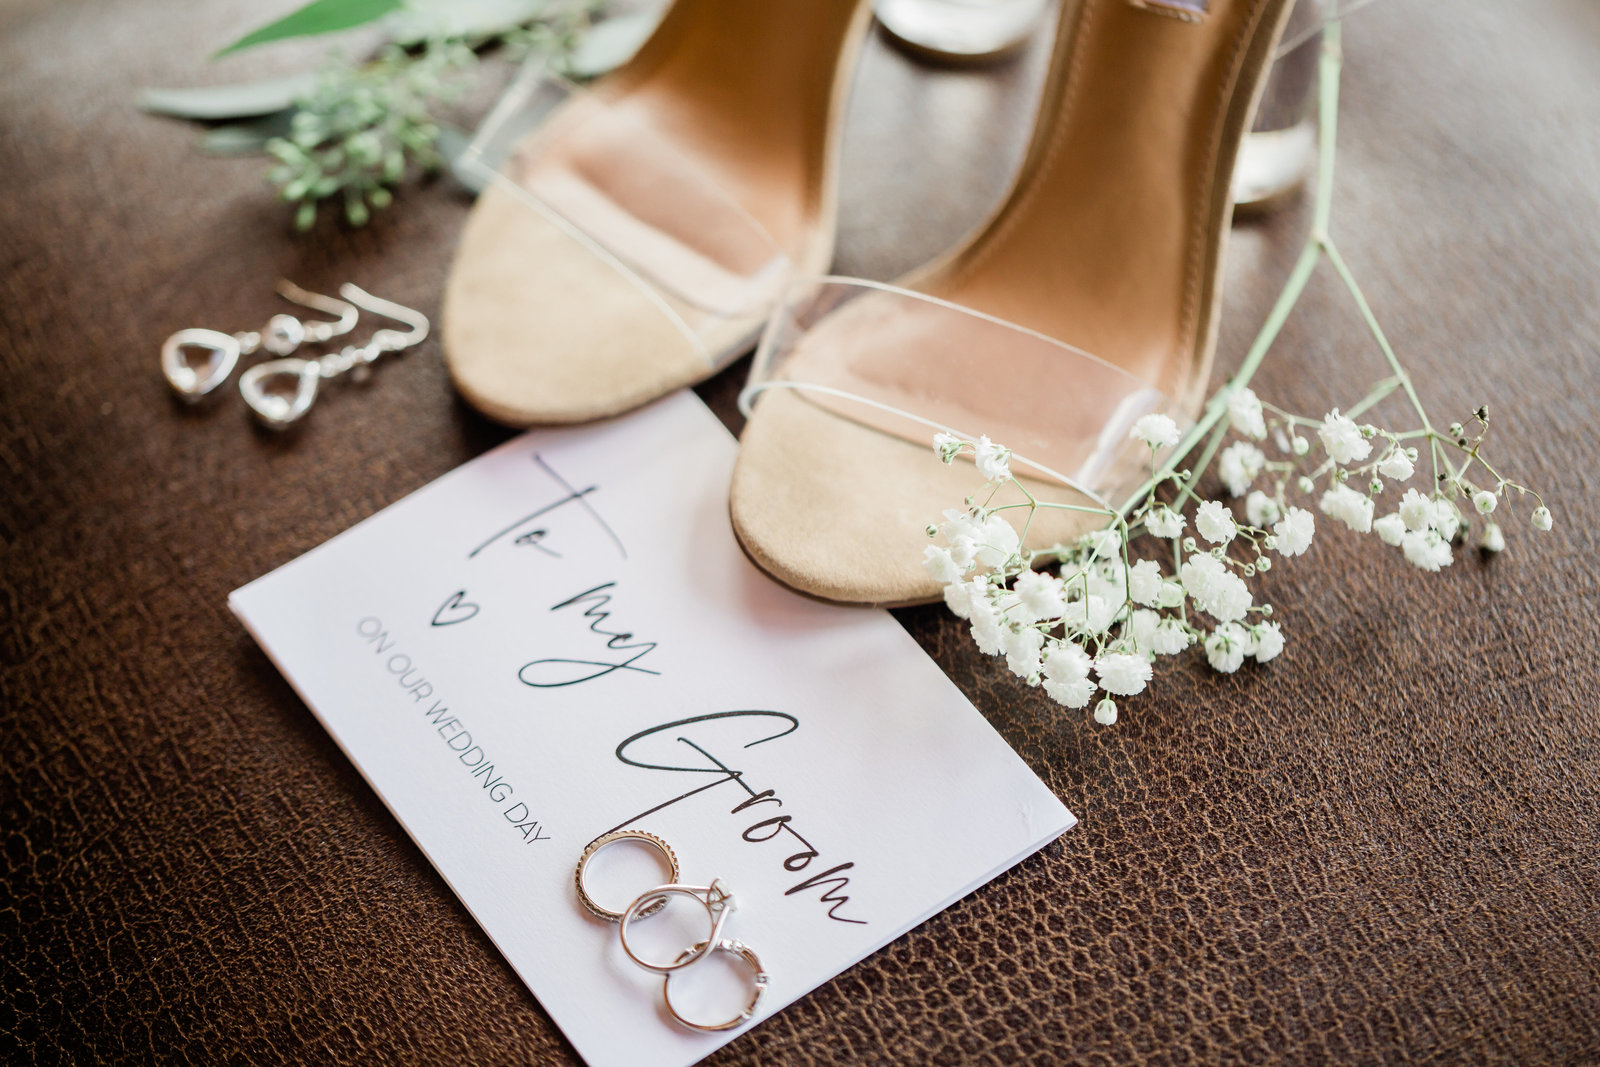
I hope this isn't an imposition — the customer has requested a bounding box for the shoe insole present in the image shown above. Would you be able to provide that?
[443,0,868,425]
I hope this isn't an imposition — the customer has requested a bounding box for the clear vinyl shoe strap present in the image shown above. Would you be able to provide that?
[457,57,794,371]
[739,378,1120,511]
[740,276,1191,509]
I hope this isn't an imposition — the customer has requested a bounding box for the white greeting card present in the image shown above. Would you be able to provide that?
[230,391,1075,1067]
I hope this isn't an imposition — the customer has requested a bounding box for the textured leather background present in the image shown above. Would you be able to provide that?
[4,0,1599,1063]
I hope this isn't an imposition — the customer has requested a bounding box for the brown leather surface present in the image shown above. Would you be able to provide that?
[4,0,1599,1063]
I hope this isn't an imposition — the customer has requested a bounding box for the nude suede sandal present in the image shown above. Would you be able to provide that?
[731,0,1297,607]
[443,0,872,427]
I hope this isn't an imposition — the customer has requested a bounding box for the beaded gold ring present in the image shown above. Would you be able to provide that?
[573,829,680,922]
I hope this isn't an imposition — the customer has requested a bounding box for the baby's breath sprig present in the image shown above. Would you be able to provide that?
[922,17,1551,726]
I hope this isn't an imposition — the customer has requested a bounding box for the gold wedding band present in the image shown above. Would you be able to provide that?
[573,829,680,922]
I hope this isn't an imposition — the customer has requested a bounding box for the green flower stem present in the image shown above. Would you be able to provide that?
[1171,415,1235,512]
[1259,401,1322,427]
[1116,232,1320,517]
[1342,375,1403,419]
[1311,19,1342,238]
[1319,236,1444,482]
[990,502,1118,518]
[1112,17,1449,518]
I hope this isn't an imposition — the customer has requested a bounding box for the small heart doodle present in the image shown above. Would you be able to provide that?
[431,589,481,627]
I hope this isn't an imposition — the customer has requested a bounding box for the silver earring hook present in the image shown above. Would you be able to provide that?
[338,283,429,354]
[273,279,360,345]
[253,279,361,356]
[240,284,431,430]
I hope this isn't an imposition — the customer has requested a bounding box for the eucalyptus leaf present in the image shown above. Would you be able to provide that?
[214,0,404,58]
[200,111,299,155]
[384,0,548,45]
[138,73,318,120]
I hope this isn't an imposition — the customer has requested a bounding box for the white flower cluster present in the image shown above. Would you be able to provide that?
[1296,407,1543,573]
[926,395,1550,726]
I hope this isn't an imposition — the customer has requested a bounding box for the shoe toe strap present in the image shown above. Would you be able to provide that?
[741,277,1188,506]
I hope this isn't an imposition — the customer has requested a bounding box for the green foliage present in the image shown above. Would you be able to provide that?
[137,72,320,120]
[265,42,472,230]
[498,1,604,64]
[251,0,605,230]
[216,0,405,58]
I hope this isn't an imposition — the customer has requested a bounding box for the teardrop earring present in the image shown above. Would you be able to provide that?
[239,284,429,430]
[161,280,359,401]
